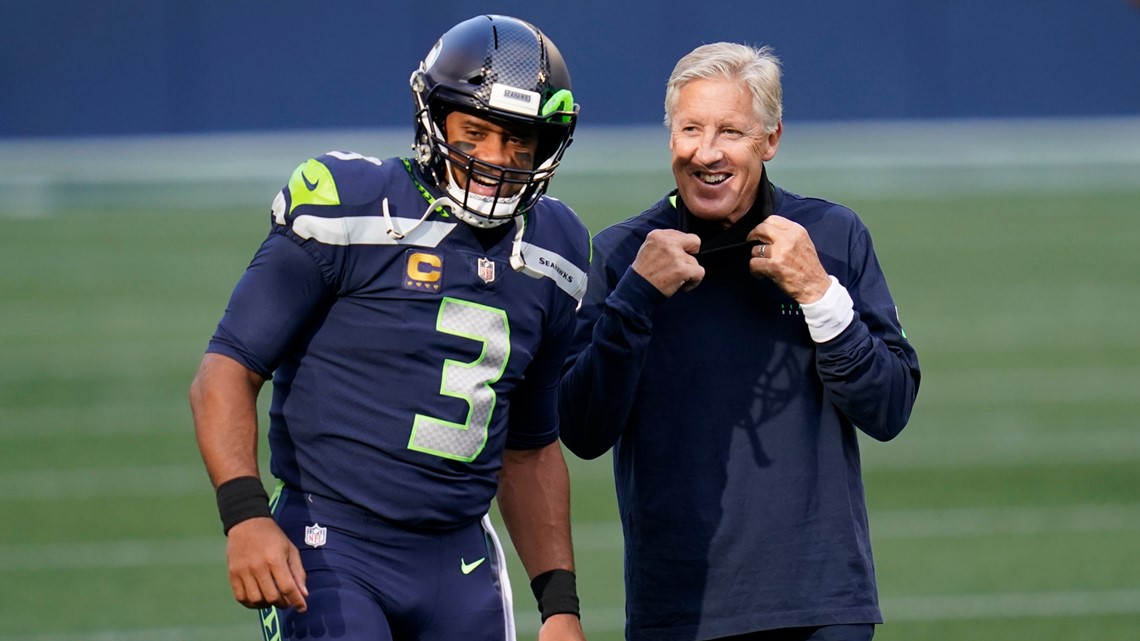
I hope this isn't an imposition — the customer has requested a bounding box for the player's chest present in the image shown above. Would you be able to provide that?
[325,241,556,366]
[345,239,545,305]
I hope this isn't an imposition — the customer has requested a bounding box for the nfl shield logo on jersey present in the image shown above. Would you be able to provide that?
[478,257,496,283]
[304,523,327,548]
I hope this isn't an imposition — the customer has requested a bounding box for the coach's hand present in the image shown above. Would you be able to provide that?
[226,517,309,612]
[539,612,587,641]
[746,215,831,304]
[631,229,704,297]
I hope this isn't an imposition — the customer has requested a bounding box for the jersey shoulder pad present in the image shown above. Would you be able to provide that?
[531,195,591,267]
[274,152,402,223]
[510,196,592,301]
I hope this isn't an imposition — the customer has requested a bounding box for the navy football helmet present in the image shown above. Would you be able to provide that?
[411,15,579,228]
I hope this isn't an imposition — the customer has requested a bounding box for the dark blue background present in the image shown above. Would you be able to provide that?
[3,1,1138,137]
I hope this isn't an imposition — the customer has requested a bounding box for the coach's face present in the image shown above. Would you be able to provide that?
[670,77,781,225]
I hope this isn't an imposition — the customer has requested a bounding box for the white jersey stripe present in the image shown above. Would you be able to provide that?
[513,241,588,301]
[291,215,456,247]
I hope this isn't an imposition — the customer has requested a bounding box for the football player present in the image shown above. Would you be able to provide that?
[190,15,589,641]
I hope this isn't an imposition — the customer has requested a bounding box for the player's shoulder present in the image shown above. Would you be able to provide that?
[533,194,589,237]
[270,152,419,234]
[529,194,591,261]
[282,151,403,210]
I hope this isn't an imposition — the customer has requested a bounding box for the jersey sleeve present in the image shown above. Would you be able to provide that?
[267,151,392,289]
[504,306,574,450]
[206,230,334,377]
[207,152,388,374]
[506,197,594,451]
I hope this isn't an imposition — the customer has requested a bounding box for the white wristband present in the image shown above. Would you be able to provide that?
[800,276,854,343]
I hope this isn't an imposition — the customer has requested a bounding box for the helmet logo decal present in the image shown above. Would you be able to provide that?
[540,89,575,121]
[489,83,540,116]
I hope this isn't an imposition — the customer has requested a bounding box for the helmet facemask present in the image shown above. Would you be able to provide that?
[413,77,575,228]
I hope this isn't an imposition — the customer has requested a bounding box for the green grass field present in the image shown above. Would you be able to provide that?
[2,147,1139,640]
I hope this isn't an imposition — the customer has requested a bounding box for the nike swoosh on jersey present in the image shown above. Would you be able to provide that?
[302,172,320,191]
[461,557,486,574]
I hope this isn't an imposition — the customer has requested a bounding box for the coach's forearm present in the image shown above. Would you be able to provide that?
[559,269,661,460]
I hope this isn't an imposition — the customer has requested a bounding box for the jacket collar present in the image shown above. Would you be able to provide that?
[674,168,775,259]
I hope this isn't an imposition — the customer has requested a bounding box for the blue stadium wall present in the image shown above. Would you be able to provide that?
[3,0,1138,138]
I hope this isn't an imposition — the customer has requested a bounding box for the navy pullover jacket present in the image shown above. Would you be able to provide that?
[559,174,920,640]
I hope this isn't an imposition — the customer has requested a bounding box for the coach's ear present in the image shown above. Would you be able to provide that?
[761,122,783,162]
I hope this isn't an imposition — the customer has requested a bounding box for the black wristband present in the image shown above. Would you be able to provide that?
[216,476,271,535]
[530,568,580,622]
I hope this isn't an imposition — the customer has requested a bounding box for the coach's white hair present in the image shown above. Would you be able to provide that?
[664,42,783,134]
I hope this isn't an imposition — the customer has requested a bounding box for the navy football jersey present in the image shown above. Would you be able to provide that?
[207,151,591,529]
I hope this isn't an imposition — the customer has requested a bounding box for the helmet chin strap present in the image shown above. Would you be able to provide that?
[383,195,459,241]
[510,214,541,277]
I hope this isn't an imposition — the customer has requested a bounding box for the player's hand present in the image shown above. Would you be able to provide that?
[537,613,586,641]
[225,517,309,612]
[631,229,705,297]
[746,215,831,303]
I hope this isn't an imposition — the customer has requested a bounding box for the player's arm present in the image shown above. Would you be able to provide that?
[189,231,334,613]
[191,353,264,488]
[498,442,585,640]
[190,354,308,612]
[500,300,586,639]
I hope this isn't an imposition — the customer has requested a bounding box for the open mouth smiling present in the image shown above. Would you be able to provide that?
[697,172,730,185]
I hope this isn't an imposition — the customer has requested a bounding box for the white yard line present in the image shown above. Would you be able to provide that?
[3,417,1136,504]
[0,625,253,641]
[871,504,1140,540]
[0,465,205,500]
[567,503,1140,551]
[0,538,222,571]
[913,366,1140,409]
[5,503,1135,571]
[882,588,1140,622]
[563,426,1140,479]
[2,589,1138,639]
[521,589,1140,633]
[3,117,1139,217]
[859,427,1140,470]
